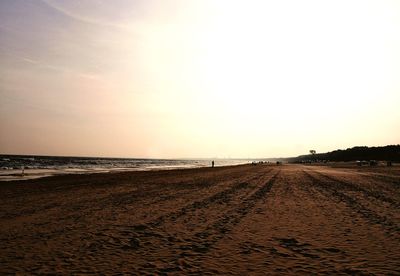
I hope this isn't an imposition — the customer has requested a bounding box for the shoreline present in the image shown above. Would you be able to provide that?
[0,162,251,182]
[1,160,396,182]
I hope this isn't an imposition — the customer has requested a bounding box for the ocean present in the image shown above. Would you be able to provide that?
[0,155,253,181]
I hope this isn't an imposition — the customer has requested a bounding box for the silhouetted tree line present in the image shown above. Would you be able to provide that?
[289,145,400,162]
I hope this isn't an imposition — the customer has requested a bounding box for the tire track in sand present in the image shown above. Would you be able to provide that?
[96,170,273,244]
[356,172,400,190]
[312,170,400,208]
[131,170,272,230]
[135,170,280,274]
[303,170,400,236]
[90,169,278,274]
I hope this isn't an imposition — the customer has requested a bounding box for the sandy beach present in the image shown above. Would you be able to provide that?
[0,164,399,274]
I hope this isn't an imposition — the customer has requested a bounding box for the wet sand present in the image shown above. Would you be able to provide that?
[0,164,399,274]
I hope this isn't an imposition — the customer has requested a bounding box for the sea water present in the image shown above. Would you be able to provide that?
[0,155,253,181]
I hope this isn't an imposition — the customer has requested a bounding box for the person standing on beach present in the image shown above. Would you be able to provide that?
[212,160,215,168]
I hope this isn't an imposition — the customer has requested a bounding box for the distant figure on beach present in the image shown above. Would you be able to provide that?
[212,160,214,168]
[21,166,25,177]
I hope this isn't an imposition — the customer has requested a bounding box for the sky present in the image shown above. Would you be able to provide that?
[0,0,399,158]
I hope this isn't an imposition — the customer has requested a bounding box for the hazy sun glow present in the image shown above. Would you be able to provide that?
[0,0,399,158]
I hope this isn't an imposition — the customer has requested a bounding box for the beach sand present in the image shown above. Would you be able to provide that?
[0,164,399,274]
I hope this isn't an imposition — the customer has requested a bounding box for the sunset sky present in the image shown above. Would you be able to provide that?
[0,0,399,158]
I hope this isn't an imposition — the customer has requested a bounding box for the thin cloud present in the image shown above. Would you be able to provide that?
[40,0,131,30]
[16,54,71,73]
[20,56,51,69]
[22,58,39,64]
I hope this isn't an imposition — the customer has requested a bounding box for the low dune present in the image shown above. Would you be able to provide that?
[0,164,399,274]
